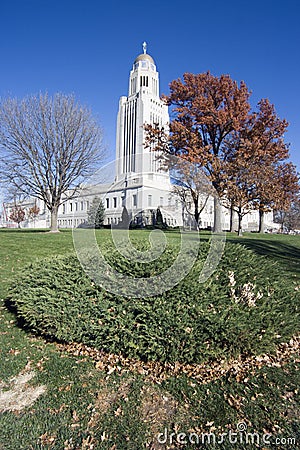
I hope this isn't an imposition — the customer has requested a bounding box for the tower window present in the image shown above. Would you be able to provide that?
[106,198,109,208]
[139,76,149,87]
[113,197,117,208]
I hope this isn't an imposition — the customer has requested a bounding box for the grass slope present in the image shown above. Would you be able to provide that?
[0,229,299,449]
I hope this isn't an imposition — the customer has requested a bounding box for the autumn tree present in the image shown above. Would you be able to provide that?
[273,168,299,232]
[9,205,25,228]
[286,200,300,231]
[240,99,294,232]
[0,93,105,232]
[274,199,300,232]
[145,72,251,232]
[254,162,299,232]
[203,96,295,234]
[28,203,40,227]
[275,197,300,232]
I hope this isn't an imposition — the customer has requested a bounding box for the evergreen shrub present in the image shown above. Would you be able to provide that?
[7,241,299,364]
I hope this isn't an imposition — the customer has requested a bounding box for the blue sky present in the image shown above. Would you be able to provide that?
[0,0,299,171]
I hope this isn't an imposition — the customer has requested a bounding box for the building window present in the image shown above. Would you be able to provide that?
[148,195,152,207]
[106,198,109,208]
[62,204,65,214]
[75,202,78,211]
[113,197,117,208]
[70,203,72,212]
[133,194,137,207]
[81,201,84,211]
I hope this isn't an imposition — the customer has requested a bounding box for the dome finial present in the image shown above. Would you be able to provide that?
[142,41,147,54]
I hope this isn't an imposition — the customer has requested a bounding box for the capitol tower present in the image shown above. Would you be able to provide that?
[115,42,170,185]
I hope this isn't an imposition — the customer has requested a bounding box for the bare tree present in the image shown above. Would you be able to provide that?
[170,158,213,229]
[274,197,300,232]
[0,93,105,232]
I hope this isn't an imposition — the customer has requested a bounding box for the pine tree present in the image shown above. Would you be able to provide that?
[120,205,130,228]
[86,197,105,228]
[156,207,164,228]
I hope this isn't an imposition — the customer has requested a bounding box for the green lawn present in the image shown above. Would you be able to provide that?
[0,229,299,449]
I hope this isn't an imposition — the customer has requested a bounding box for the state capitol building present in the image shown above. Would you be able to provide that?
[2,43,274,232]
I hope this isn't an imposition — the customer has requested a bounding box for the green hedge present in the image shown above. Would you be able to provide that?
[7,242,299,364]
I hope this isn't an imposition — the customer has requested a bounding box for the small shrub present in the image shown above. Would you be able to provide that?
[7,241,299,364]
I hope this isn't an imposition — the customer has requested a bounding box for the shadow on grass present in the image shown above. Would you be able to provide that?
[228,237,300,279]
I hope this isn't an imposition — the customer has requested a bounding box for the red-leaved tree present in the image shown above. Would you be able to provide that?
[145,72,251,231]
[9,205,25,228]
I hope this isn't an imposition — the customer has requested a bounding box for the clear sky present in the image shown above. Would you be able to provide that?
[0,0,299,171]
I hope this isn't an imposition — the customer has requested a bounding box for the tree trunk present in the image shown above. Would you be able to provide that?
[50,205,59,232]
[229,204,234,232]
[258,210,264,233]
[194,201,200,231]
[213,197,222,233]
[237,207,243,236]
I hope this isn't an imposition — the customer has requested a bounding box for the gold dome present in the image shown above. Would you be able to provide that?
[134,53,155,65]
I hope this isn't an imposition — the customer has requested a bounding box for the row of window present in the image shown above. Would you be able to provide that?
[106,197,118,208]
[150,99,163,107]
[58,218,86,227]
[134,61,155,71]
[150,112,162,124]
[62,201,90,214]
[129,76,158,95]
[61,195,166,214]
